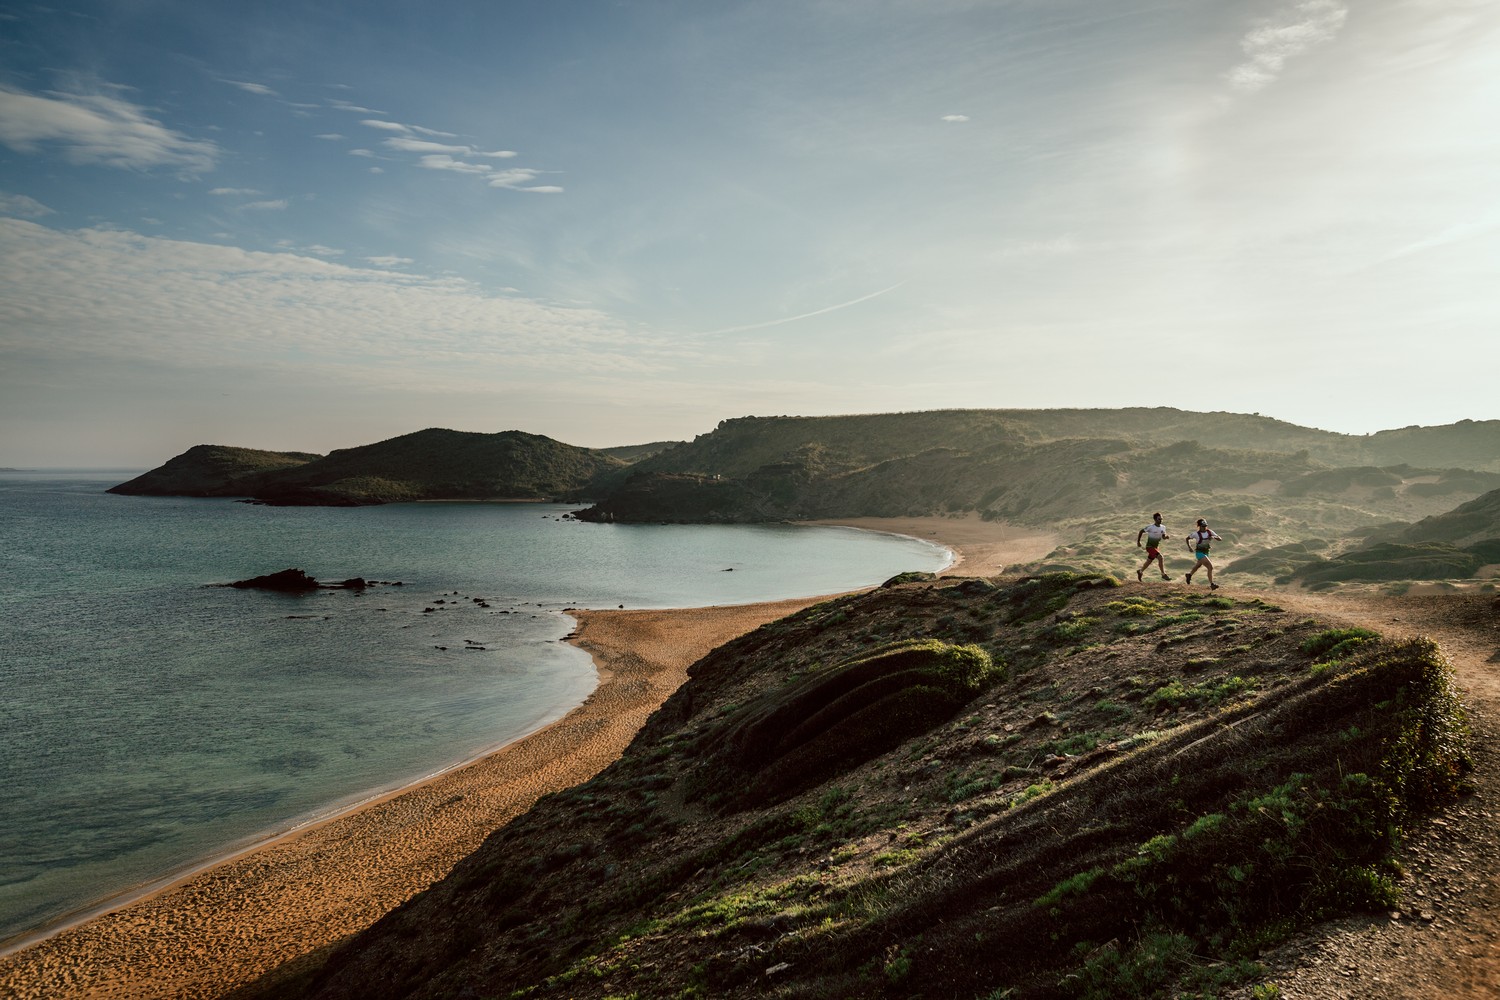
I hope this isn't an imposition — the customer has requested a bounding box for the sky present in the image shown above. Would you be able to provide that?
[2,0,1497,466]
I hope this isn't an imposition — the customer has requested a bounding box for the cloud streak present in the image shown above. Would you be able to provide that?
[0,192,53,218]
[699,282,907,336]
[1226,0,1349,93]
[0,84,218,173]
[361,119,558,192]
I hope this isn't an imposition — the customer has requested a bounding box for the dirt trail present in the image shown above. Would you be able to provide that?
[1226,588,1500,999]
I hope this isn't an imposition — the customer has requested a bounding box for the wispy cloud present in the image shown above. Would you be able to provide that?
[358,119,557,192]
[941,114,970,122]
[329,99,385,115]
[1226,0,1349,93]
[276,241,343,257]
[313,132,344,141]
[487,168,563,193]
[366,255,414,268]
[360,119,410,133]
[0,84,218,173]
[384,137,517,158]
[419,154,493,175]
[223,80,277,97]
[0,192,54,218]
[209,187,262,196]
[0,219,682,384]
[359,119,459,139]
[243,198,289,211]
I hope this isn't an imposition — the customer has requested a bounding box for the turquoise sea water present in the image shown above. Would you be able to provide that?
[0,471,948,947]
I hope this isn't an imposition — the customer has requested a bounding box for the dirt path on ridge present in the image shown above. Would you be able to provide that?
[1223,587,1500,999]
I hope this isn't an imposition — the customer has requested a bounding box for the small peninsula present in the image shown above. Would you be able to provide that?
[109,428,629,506]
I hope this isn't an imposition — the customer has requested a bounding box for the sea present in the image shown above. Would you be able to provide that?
[0,470,949,948]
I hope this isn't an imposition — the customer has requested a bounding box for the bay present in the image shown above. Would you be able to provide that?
[0,471,948,946]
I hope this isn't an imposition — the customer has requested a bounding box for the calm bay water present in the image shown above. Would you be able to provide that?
[0,471,948,946]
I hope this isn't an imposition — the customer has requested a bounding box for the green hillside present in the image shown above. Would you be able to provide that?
[107,444,321,497]
[1281,488,1500,587]
[1391,486,1500,547]
[596,441,686,463]
[601,410,1500,487]
[575,410,1500,589]
[245,428,626,505]
[251,575,1470,1000]
[112,429,628,506]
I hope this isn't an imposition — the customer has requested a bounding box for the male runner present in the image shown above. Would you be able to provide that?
[1136,512,1170,581]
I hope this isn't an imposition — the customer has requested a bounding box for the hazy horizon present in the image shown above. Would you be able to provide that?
[4,1,1498,467]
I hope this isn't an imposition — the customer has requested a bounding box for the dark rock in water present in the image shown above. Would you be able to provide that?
[231,568,319,591]
[228,569,391,591]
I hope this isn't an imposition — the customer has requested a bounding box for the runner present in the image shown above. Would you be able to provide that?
[1135,512,1170,581]
[1184,518,1223,589]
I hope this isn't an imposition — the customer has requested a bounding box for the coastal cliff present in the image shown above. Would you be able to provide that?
[249,573,1472,999]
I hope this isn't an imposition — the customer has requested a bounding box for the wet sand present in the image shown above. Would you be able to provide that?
[0,517,1049,999]
[801,513,1059,577]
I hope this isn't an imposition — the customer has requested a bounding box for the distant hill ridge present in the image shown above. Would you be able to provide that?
[576,410,1500,529]
[107,444,321,498]
[602,409,1500,485]
[110,411,1500,585]
[110,429,626,506]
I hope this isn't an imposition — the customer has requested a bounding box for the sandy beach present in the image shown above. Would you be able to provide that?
[801,513,1059,577]
[0,516,1047,999]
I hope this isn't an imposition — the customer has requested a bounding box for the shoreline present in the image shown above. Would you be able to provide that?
[799,513,1058,577]
[0,515,1049,999]
[0,596,832,999]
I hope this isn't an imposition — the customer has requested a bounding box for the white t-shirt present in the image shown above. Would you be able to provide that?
[1142,523,1168,546]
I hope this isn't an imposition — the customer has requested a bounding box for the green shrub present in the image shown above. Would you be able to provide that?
[1300,628,1378,660]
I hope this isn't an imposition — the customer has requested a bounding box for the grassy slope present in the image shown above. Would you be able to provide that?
[609,410,1500,484]
[258,574,1470,1000]
[106,444,321,496]
[111,430,628,505]
[249,428,627,504]
[578,411,1500,588]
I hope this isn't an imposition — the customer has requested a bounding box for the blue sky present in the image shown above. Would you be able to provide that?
[2,0,1497,466]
